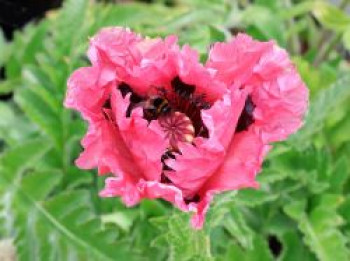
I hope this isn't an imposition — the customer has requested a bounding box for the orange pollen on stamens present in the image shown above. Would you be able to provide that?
[158,111,195,150]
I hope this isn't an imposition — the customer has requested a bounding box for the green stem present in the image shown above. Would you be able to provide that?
[313,32,341,67]
[313,0,349,66]
[285,0,300,55]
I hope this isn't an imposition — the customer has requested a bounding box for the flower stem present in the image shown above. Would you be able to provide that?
[313,32,341,67]
[285,0,301,55]
[313,0,349,66]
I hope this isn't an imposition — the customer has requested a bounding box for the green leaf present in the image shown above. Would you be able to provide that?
[21,170,62,201]
[6,22,48,79]
[101,211,136,232]
[285,195,349,261]
[21,22,49,64]
[290,75,350,148]
[151,212,213,261]
[280,231,316,261]
[0,78,21,95]
[15,87,63,148]
[241,6,286,46]
[328,156,349,193]
[2,174,138,261]
[312,1,350,32]
[280,1,314,19]
[342,26,350,50]
[0,138,51,177]
[284,200,306,220]
[235,189,278,207]
[0,28,11,65]
[208,25,227,42]
[224,208,254,249]
[0,103,36,145]
[223,236,273,261]
[0,138,51,237]
[55,0,88,55]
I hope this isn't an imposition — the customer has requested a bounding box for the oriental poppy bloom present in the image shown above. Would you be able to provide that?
[65,27,308,229]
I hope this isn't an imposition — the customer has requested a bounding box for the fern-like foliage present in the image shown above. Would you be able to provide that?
[0,138,138,260]
[290,74,350,148]
[284,196,350,261]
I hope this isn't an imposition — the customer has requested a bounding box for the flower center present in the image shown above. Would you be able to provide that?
[117,77,210,144]
[158,111,195,151]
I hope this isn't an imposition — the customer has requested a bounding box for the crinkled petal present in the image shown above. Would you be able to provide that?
[124,36,179,94]
[250,47,309,142]
[207,34,308,143]
[165,139,224,197]
[76,119,143,180]
[88,27,142,69]
[176,45,226,101]
[101,178,214,229]
[201,88,248,149]
[201,128,270,192]
[206,34,272,86]
[111,88,168,181]
[165,89,247,196]
[65,66,114,121]
[138,180,214,229]
[100,177,141,207]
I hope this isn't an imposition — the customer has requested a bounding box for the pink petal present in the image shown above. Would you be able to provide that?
[76,120,143,182]
[176,45,227,102]
[202,88,248,149]
[165,89,247,196]
[111,88,168,181]
[100,177,141,207]
[65,67,113,121]
[250,47,309,142]
[201,128,269,193]
[88,27,142,70]
[100,177,212,229]
[206,34,272,86]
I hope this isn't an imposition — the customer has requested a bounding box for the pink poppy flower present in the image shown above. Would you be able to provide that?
[65,27,308,229]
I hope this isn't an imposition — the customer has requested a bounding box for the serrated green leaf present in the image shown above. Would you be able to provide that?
[55,0,88,55]
[0,138,51,237]
[151,212,213,261]
[0,138,51,177]
[328,156,349,193]
[286,195,349,261]
[0,103,36,145]
[8,180,138,261]
[290,75,350,148]
[21,170,62,201]
[284,200,306,220]
[223,236,273,261]
[224,208,254,249]
[15,87,62,147]
[235,189,278,207]
[280,231,316,261]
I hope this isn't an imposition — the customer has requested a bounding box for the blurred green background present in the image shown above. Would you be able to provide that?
[0,0,350,260]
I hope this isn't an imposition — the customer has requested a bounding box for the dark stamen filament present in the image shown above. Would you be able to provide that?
[236,95,255,132]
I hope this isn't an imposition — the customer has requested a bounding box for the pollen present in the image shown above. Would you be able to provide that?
[158,111,195,150]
